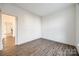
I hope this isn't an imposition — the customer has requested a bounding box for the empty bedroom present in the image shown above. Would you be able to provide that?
[0,3,79,56]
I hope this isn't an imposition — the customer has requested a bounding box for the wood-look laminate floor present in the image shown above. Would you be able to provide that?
[0,38,79,56]
[16,38,78,56]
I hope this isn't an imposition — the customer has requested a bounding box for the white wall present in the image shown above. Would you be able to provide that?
[76,4,79,53]
[42,5,76,45]
[0,4,41,50]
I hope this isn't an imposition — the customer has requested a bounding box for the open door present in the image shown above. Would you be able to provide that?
[2,13,16,55]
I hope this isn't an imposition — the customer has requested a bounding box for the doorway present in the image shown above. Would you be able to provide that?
[1,13,16,55]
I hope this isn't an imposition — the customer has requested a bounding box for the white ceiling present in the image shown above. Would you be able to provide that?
[15,3,73,16]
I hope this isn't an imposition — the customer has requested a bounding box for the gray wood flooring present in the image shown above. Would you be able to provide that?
[16,38,78,56]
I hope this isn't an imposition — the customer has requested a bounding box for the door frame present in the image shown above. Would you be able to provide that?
[0,10,17,49]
